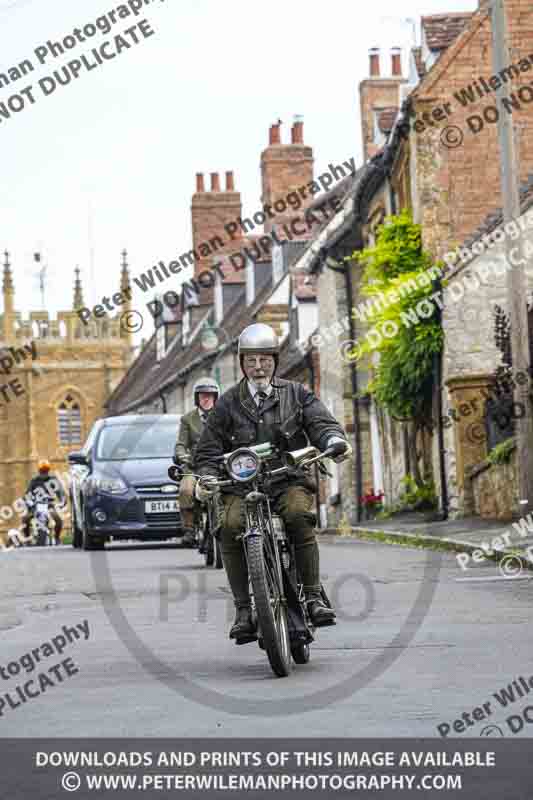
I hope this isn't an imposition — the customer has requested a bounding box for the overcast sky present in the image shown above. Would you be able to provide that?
[0,0,477,329]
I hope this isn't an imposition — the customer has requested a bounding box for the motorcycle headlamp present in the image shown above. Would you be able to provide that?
[227,448,259,483]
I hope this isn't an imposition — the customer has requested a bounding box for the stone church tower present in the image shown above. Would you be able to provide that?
[0,251,134,543]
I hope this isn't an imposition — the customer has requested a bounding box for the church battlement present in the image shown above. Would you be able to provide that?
[0,250,133,348]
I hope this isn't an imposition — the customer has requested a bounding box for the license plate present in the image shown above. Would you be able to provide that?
[145,500,179,513]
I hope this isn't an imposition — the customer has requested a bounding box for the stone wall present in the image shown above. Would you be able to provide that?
[440,206,533,515]
[468,447,518,521]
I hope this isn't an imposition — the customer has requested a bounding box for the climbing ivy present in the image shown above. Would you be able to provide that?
[350,210,443,424]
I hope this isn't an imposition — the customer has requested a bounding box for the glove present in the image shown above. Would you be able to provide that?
[327,436,352,463]
[195,478,219,504]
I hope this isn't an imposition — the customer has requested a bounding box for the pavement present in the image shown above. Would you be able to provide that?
[2,536,533,738]
[327,511,533,575]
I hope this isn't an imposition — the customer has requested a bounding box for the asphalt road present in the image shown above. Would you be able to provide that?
[1,535,532,738]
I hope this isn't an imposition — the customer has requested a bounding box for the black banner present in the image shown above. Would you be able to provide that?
[1,738,532,799]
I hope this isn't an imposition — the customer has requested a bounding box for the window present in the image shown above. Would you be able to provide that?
[57,395,82,445]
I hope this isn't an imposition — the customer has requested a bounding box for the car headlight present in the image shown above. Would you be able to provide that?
[88,477,128,495]
[227,448,259,483]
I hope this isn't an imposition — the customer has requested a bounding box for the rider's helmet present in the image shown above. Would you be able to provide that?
[37,459,51,474]
[193,376,220,408]
[237,323,279,375]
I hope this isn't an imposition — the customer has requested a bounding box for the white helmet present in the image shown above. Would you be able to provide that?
[237,323,279,375]
[193,376,220,407]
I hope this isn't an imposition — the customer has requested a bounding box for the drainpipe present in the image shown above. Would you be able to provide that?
[433,277,448,519]
[345,261,363,524]
[324,252,363,523]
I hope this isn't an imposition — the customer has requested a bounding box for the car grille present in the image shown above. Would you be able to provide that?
[119,500,140,523]
[145,511,180,528]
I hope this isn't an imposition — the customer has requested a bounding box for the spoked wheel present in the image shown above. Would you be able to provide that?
[204,531,214,566]
[36,527,48,547]
[247,535,292,678]
[214,537,223,569]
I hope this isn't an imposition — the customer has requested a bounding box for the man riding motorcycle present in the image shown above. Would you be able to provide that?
[195,323,351,642]
[174,376,220,547]
[21,460,66,545]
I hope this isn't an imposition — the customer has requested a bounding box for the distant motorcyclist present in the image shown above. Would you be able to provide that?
[195,323,352,642]
[174,376,220,546]
[21,460,66,545]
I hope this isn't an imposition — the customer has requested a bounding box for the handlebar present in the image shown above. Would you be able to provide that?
[195,445,339,490]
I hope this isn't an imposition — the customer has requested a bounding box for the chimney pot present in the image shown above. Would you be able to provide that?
[269,122,281,145]
[210,172,221,192]
[225,171,235,191]
[391,47,402,77]
[291,117,304,144]
[369,47,380,77]
[196,173,205,193]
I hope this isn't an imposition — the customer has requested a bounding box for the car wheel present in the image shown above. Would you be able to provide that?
[71,493,83,549]
[82,513,105,551]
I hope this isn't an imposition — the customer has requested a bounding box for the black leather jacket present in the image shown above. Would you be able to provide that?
[195,378,346,495]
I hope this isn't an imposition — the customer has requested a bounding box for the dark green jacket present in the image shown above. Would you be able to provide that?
[195,378,346,495]
[175,408,206,465]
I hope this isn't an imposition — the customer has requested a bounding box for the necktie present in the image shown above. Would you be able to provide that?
[256,391,267,411]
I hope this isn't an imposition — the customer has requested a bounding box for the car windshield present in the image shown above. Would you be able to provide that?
[95,424,176,460]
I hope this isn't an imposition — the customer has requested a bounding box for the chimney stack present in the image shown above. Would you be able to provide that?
[196,173,205,193]
[225,171,235,191]
[269,121,281,145]
[291,116,304,144]
[369,47,380,77]
[210,172,220,192]
[391,47,402,76]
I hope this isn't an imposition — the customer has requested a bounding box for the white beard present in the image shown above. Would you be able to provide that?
[250,377,270,391]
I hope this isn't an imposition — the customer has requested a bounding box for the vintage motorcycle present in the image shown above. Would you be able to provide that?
[27,498,57,547]
[194,497,224,569]
[169,440,340,677]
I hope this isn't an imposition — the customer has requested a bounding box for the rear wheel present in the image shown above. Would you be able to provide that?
[205,531,214,566]
[214,537,223,569]
[247,535,292,678]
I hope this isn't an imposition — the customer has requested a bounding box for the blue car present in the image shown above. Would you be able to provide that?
[68,414,183,551]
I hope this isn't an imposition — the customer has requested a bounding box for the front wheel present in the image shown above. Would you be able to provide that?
[247,535,292,678]
[36,527,48,547]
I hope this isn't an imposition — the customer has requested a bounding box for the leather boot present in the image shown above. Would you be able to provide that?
[229,606,257,643]
[182,527,196,547]
[306,593,336,627]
